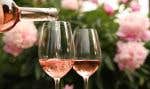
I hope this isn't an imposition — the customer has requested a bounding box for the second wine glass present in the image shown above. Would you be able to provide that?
[73,28,102,89]
[38,21,75,89]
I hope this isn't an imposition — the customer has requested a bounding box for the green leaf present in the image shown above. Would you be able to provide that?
[103,53,115,71]
[35,63,43,80]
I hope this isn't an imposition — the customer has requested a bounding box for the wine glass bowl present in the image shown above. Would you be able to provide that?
[73,28,102,89]
[73,60,100,78]
[39,58,74,79]
[38,21,75,89]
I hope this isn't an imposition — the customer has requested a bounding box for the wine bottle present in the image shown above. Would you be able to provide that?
[0,0,58,32]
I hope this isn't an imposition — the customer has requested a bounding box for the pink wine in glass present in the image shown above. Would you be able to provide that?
[39,58,74,78]
[73,60,100,77]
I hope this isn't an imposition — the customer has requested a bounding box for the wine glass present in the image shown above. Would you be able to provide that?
[73,28,102,89]
[38,21,75,89]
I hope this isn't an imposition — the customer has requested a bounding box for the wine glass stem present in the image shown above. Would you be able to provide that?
[54,78,60,89]
[83,76,89,89]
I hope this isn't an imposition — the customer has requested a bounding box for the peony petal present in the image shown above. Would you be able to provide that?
[142,30,150,41]
[3,21,37,49]
[103,3,114,15]
[64,84,74,89]
[114,41,148,71]
[61,0,80,10]
[130,0,140,12]
[80,1,98,12]
[3,43,23,57]
[117,12,150,41]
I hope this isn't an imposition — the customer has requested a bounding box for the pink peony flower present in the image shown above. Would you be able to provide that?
[103,3,114,15]
[3,21,38,49]
[142,30,150,41]
[64,84,74,89]
[117,12,150,41]
[90,0,99,4]
[80,1,98,12]
[61,0,81,10]
[130,0,140,12]
[3,42,23,57]
[114,41,149,71]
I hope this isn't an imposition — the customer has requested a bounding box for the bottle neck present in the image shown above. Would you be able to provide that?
[19,7,58,21]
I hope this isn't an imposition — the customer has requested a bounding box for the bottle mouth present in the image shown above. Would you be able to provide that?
[53,21,70,24]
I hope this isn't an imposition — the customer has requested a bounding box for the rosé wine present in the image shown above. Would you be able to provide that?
[39,58,74,78]
[73,60,100,77]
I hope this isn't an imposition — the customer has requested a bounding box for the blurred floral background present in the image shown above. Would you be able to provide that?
[0,0,150,89]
